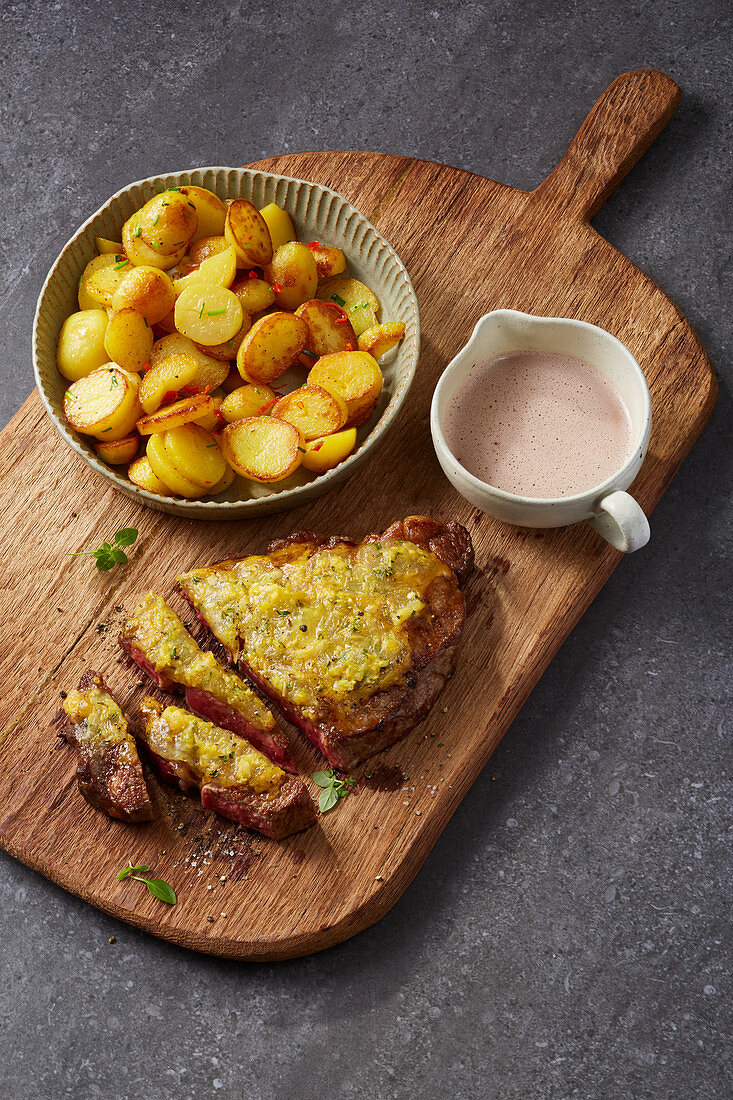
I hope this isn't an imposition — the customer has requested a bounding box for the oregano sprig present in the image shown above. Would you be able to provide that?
[312,768,356,813]
[69,527,139,571]
[116,861,177,905]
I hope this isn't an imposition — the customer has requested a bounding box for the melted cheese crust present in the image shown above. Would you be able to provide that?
[145,703,284,795]
[179,539,448,722]
[124,593,275,731]
[63,685,136,760]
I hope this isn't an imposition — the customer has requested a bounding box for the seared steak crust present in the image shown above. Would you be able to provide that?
[62,671,154,823]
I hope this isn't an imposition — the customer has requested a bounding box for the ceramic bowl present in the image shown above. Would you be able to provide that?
[33,166,419,519]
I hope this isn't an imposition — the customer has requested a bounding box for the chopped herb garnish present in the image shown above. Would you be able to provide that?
[331,293,346,307]
[113,258,129,270]
[116,861,177,905]
[312,768,356,813]
[152,215,160,226]
[68,527,139,571]
[198,302,206,319]
[133,226,142,238]
[207,308,226,316]
[302,349,318,359]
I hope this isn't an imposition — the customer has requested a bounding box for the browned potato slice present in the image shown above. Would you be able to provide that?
[174,285,243,345]
[264,242,317,310]
[192,390,225,431]
[301,427,357,473]
[193,319,248,361]
[357,321,406,359]
[136,393,216,435]
[224,200,273,268]
[308,350,383,427]
[128,454,173,495]
[111,266,176,324]
[231,276,275,315]
[189,235,229,265]
[209,462,237,494]
[237,311,309,384]
[222,383,276,422]
[179,186,227,241]
[138,191,198,254]
[309,243,347,280]
[122,215,186,271]
[139,355,199,413]
[316,276,380,336]
[173,246,237,297]
[150,333,229,391]
[146,433,202,497]
[270,384,347,440]
[222,417,303,483]
[64,365,142,441]
[259,203,297,251]
[57,309,109,380]
[94,433,140,465]
[103,308,154,373]
[295,299,358,365]
[162,423,226,490]
[79,254,133,309]
[95,236,123,255]
[221,366,244,393]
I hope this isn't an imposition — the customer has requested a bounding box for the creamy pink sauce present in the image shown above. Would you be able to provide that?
[443,350,633,497]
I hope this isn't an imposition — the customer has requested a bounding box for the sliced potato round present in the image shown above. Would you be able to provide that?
[111,266,176,324]
[222,417,303,483]
[180,186,227,241]
[357,321,406,359]
[95,236,123,255]
[139,354,199,413]
[174,284,243,345]
[231,276,276,316]
[224,200,273,268]
[236,311,309,384]
[222,383,276,422]
[173,245,237,297]
[270,384,347,441]
[259,203,297,251]
[189,235,230,265]
[79,254,133,310]
[209,462,237,494]
[162,423,226,490]
[316,276,380,336]
[150,333,229,391]
[309,243,346,280]
[122,215,186,271]
[138,191,198,254]
[295,299,358,365]
[301,427,357,473]
[193,320,248,361]
[57,309,109,381]
[264,242,317,310]
[94,432,140,465]
[64,365,142,441]
[128,454,173,495]
[137,393,216,435]
[146,433,202,497]
[193,390,225,431]
[104,308,154,373]
[307,350,383,427]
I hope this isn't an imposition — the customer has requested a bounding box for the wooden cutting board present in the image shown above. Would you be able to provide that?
[0,70,715,959]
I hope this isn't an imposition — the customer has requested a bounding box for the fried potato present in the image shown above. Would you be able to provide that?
[192,390,225,431]
[295,299,358,365]
[146,432,203,497]
[136,393,216,435]
[222,417,303,482]
[94,432,139,465]
[161,423,226,490]
[316,276,380,336]
[209,462,237,494]
[64,365,142,441]
[357,321,406,359]
[174,285,243,345]
[138,191,198,254]
[222,383,277,422]
[122,215,186,271]
[173,246,237,297]
[301,427,357,473]
[128,454,172,495]
[310,244,346,280]
[78,254,133,310]
[95,236,123,255]
[221,366,244,393]
[259,203,296,251]
[150,333,229,391]
[104,308,154,373]
[271,384,347,440]
[139,355,199,413]
[307,350,383,427]
[57,309,109,381]
[111,265,176,325]
[189,235,230,265]
[231,276,275,315]
[193,322,248,362]
[264,242,317,310]
[224,200,273,268]
[236,311,309,384]
[180,186,227,241]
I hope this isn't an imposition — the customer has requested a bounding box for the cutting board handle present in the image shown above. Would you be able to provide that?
[536,69,681,220]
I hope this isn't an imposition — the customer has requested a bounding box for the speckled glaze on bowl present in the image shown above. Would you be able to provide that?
[33,166,419,519]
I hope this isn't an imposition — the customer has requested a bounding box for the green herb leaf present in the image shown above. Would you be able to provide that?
[111,548,128,565]
[70,528,139,572]
[141,878,177,905]
[312,771,333,788]
[116,862,150,880]
[318,787,339,813]
[312,768,356,814]
[114,527,138,546]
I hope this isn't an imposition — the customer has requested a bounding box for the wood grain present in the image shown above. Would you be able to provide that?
[0,70,716,959]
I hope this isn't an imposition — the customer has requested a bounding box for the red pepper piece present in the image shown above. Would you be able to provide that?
[272,282,282,294]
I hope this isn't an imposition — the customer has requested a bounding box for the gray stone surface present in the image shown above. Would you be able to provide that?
[0,0,730,1097]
